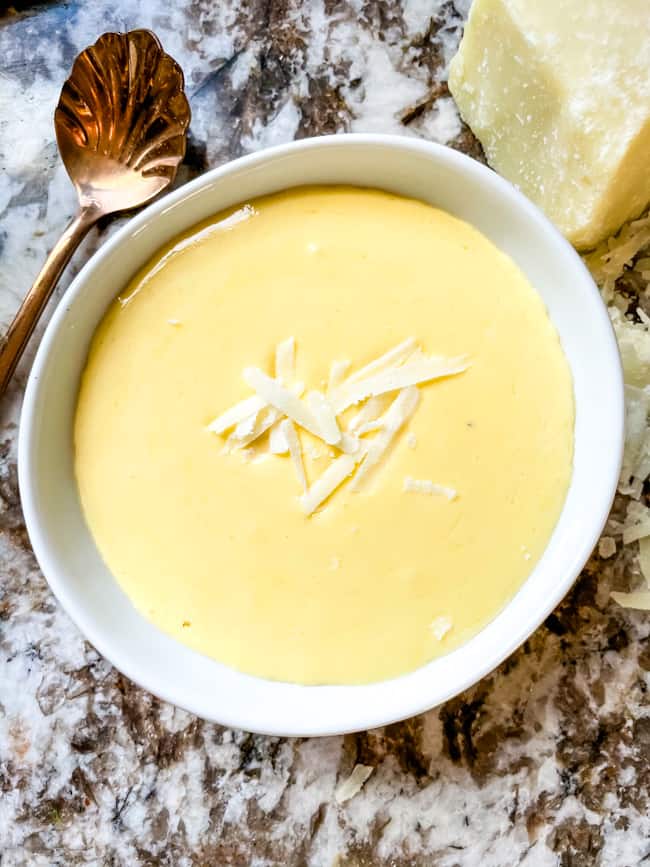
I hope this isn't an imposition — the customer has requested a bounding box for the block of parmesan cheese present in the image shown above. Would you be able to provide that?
[448,0,650,249]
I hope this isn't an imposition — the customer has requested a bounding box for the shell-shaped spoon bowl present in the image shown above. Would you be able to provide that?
[55,29,191,213]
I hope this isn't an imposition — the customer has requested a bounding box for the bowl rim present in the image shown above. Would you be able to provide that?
[18,133,624,735]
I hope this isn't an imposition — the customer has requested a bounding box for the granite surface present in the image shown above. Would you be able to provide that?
[0,2,649,865]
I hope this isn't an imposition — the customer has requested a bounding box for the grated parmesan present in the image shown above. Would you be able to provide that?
[611,590,650,611]
[639,536,650,586]
[281,419,307,493]
[348,396,386,433]
[619,384,650,497]
[306,390,342,445]
[227,406,281,449]
[584,208,650,611]
[207,395,266,435]
[351,388,420,491]
[598,537,617,559]
[403,476,457,500]
[243,367,329,443]
[335,764,374,804]
[355,418,385,436]
[610,307,650,389]
[216,382,305,446]
[212,337,469,515]
[275,336,295,384]
[234,412,258,439]
[339,432,361,455]
[300,452,362,515]
[328,360,351,392]
[345,337,417,384]
[586,213,650,302]
[430,616,452,640]
[622,500,650,545]
[330,355,468,414]
[269,422,289,454]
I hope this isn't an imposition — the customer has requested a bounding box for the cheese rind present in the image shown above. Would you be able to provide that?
[448,0,650,249]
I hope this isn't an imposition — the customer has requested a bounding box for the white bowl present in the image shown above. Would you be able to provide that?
[19,134,624,736]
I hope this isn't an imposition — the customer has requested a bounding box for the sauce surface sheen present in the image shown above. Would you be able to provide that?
[74,186,574,685]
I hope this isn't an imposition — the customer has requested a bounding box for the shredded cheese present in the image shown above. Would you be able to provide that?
[243,367,328,442]
[300,453,363,515]
[330,356,468,414]
[622,500,650,545]
[586,213,650,301]
[227,406,281,449]
[281,419,307,493]
[212,337,469,514]
[403,476,457,500]
[610,307,650,389]
[339,432,361,455]
[335,764,374,804]
[351,388,420,491]
[348,396,386,433]
[275,336,295,384]
[430,615,452,640]
[345,337,417,384]
[306,390,342,445]
[234,412,258,439]
[583,208,650,611]
[269,422,289,454]
[207,395,266,435]
[639,536,650,586]
[328,360,351,392]
[619,384,650,497]
[355,418,385,436]
[598,537,617,559]
[611,590,650,611]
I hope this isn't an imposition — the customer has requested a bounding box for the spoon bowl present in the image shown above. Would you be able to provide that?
[55,30,190,214]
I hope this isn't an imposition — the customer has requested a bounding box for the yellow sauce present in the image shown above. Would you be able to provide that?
[74,186,574,685]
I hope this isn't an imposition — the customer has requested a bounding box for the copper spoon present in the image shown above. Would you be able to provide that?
[0,29,191,396]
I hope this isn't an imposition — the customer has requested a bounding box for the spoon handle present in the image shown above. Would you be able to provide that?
[0,205,99,397]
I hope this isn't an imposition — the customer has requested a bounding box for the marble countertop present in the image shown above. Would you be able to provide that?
[1,2,648,865]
